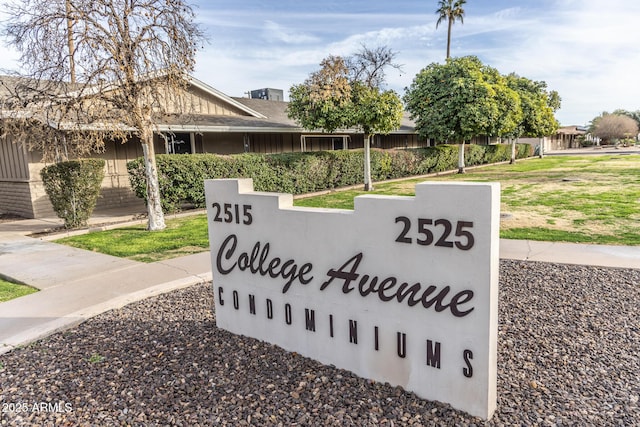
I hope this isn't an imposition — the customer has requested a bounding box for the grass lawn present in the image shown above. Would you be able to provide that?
[54,154,640,260]
[295,155,640,246]
[0,278,38,303]
[54,215,209,262]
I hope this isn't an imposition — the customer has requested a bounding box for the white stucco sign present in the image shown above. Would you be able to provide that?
[205,178,499,419]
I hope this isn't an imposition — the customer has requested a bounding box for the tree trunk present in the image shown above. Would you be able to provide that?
[364,133,373,191]
[457,141,466,174]
[446,18,453,59]
[510,137,517,164]
[538,137,545,159]
[141,129,166,231]
[65,0,76,84]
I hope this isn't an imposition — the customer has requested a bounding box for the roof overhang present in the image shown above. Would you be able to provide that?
[155,124,416,135]
[156,124,302,133]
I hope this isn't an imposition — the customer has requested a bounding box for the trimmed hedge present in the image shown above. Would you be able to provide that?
[41,159,105,228]
[127,144,532,213]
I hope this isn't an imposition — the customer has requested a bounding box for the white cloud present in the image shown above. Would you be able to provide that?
[262,20,320,45]
[440,1,640,124]
[2,0,640,125]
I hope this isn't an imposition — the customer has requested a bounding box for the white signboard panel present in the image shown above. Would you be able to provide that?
[205,178,499,419]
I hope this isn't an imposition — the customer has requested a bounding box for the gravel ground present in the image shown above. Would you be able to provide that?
[1,259,639,426]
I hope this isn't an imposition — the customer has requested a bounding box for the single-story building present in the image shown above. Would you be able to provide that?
[520,126,587,152]
[1,74,424,218]
[546,126,587,150]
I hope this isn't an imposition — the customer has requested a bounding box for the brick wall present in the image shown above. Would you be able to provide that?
[1,171,144,219]
[0,181,36,217]
[95,172,145,211]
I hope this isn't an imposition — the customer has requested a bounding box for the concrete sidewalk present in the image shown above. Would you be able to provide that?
[0,210,212,355]
[0,234,212,355]
[545,145,640,156]
[1,210,639,356]
[500,239,640,269]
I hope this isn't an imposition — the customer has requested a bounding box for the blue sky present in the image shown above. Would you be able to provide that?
[2,0,640,126]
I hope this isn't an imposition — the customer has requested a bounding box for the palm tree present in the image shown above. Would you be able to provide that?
[435,0,467,59]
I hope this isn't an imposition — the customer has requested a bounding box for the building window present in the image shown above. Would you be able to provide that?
[164,132,193,154]
[301,135,349,152]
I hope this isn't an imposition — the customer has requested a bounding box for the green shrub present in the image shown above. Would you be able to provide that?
[41,159,105,228]
[429,145,459,172]
[329,150,364,187]
[483,144,508,164]
[465,143,485,166]
[127,144,531,213]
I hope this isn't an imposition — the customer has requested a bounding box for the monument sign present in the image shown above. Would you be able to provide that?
[205,178,499,419]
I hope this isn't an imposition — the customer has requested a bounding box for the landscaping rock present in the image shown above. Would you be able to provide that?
[0,260,638,425]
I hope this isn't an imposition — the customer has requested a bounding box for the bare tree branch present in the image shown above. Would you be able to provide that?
[345,45,403,89]
[1,0,205,230]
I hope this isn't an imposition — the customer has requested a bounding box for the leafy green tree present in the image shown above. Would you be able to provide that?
[403,56,521,173]
[287,56,354,133]
[288,47,403,191]
[345,45,403,190]
[505,74,560,162]
[351,82,403,190]
[436,0,467,59]
[482,66,522,140]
